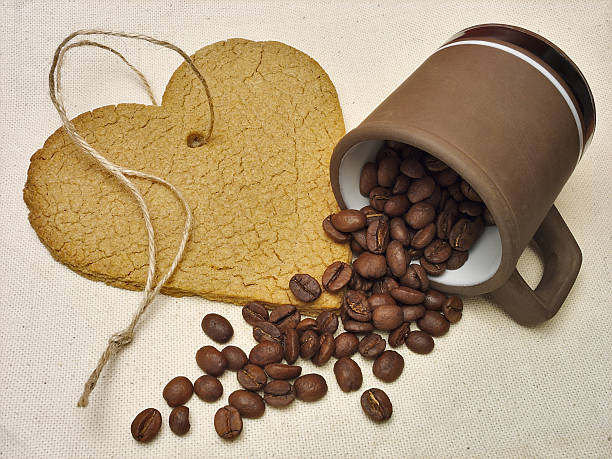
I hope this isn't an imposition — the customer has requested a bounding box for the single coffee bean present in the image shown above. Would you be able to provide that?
[358,333,386,359]
[390,286,425,305]
[424,239,452,264]
[201,313,234,344]
[384,194,410,217]
[194,375,223,402]
[334,357,363,392]
[460,180,482,202]
[316,310,339,334]
[417,311,450,336]
[312,333,335,366]
[402,305,426,321]
[228,390,265,418]
[196,346,227,377]
[351,229,368,251]
[412,264,430,291]
[368,293,397,309]
[369,186,392,211]
[359,162,378,196]
[405,202,436,230]
[411,222,436,249]
[442,295,463,323]
[331,209,367,232]
[406,330,435,354]
[392,174,411,194]
[419,257,447,276]
[263,380,296,407]
[443,196,460,213]
[299,329,321,360]
[214,405,242,440]
[131,408,162,443]
[264,363,302,380]
[389,217,412,246]
[406,247,424,260]
[433,168,458,186]
[424,289,447,311]
[343,319,375,334]
[294,374,328,401]
[334,332,359,358]
[423,155,448,172]
[361,388,393,422]
[323,215,352,243]
[221,346,248,371]
[372,304,404,331]
[249,340,284,367]
[242,301,269,326]
[269,304,301,331]
[237,363,267,391]
[322,261,352,292]
[386,240,407,278]
[447,182,465,202]
[289,274,321,303]
[449,218,479,251]
[436,209,458,240]
[407,176,435,203]
[353,252,387,279]
[283,328,299,365]
[377,155,401,187]
[399,264,429,291]
[366,219,390,254]
[400,158,425,178]
[373,350,404,382]
[459,200,483,217]
[372,277,399,295]
[252,321,282,343]
[163,376,193,407]
[295,318,317,335]
[446,249,469,270]
[483,207,495,225]
[343,290,371,322]
[169,406,190,436]
[388,322,411,347]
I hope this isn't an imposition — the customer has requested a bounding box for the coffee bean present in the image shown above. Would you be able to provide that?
[407,176,435,203]
[264,363,302,380]
[228,390,265,418]
[389,217,413,246]
[334,332,359,358]
[316,310,339,335]
[384,194,410,217]
[361,205,388,225]
[424,239,452,263]
[351,229,368,251]
[372,304,404,331]
[386,240,407,277]
[377,155,401,187]
[169,406,190,436]
[390,286,425,305]
[214,405,242,440]
[242,302,269,326]
[263,380,296,407]
[433,168,458,186]
[358,333,386,359]
[283,328,299,364]
[353,252,387,279]
[406,330,435,354]
[196,346,227,377]
[289,274,321,302]
[423,185,442,208]
[392,174,411,194]
[201,313,234,344]
[369,186,392,211]
[348,271,373,291]
[295,318,317,335]
[423,155,448,172]
[334,357,363,392]
[343,319,375,334]
[294,374,328,401]
[323,215,352,243]
[368,293,397,309]
[312,333,335,366]
[194,375,223,402]
[460,180,482,202]
[443,196,460,213]
[459,200,483,217]
[388,322,411,347]
[322,261,352,292]
[372,277,399,295]
[411,222,436,249]
[449,218,479,251]
[406,247,424,260]
[299,329,320,360]
[249,341,284,367]
[163,376,193,407]
[442,295,463,323]
[331,209,367,232]
[237,364,267,391]
[373,350,404,382]
[436,209,458,240]
[343,290,371,322]
[411,264,430,291]
[361,388,393,422]
[446,249,469,270]
[366,219,390,254]
[252,321,282,343]
[419,257,447,276]
[483,207,495,225]
[417,311,450,336]
[269,304,301,331]
[400,158,425,178]
[131,408,162,443]
[402,305,426,321]
[360,162,378,196]
[424,289,447,311]
[405,202,436,229]
[221,346,248,371]
[447,182,465,202]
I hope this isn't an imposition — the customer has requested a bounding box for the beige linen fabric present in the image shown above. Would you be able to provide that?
[1,0,610,457]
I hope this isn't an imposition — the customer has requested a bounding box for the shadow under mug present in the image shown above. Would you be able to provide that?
[330,24,596,326]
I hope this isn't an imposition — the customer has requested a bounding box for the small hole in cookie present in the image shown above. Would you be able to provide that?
[186,133,206,148]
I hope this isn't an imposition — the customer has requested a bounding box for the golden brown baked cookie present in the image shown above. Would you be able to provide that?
[24,38,349,314]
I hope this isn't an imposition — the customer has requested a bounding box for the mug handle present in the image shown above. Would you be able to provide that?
[489,205,582,326]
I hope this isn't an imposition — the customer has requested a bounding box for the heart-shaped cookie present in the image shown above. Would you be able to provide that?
[24,38,349,314]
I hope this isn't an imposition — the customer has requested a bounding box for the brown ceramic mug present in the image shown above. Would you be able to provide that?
[330,24,595,326]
